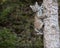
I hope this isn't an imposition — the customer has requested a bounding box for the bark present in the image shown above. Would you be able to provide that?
[43,0,60,48]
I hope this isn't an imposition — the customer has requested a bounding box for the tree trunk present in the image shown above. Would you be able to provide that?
[43,0,60,48]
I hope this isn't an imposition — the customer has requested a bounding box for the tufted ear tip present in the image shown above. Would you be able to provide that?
[35,2,38,5]
[35,1,40,8]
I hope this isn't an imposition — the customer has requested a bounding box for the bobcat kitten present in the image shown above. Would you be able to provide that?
[30,2,45,35]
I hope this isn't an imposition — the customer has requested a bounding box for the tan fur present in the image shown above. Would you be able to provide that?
[34,16,43,30]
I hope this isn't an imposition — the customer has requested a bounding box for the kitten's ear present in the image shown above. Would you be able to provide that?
[35,2,38,5]
[30,5,33,9]
[35,2,40,7]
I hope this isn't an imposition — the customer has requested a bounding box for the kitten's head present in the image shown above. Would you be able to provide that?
[30,2,43,12]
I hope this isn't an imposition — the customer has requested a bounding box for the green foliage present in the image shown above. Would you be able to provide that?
[0,0,45,48]
[1,6,14,16]
[0,28,18,48]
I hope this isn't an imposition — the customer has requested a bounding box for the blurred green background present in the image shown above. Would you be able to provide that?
[0,0,60,48]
